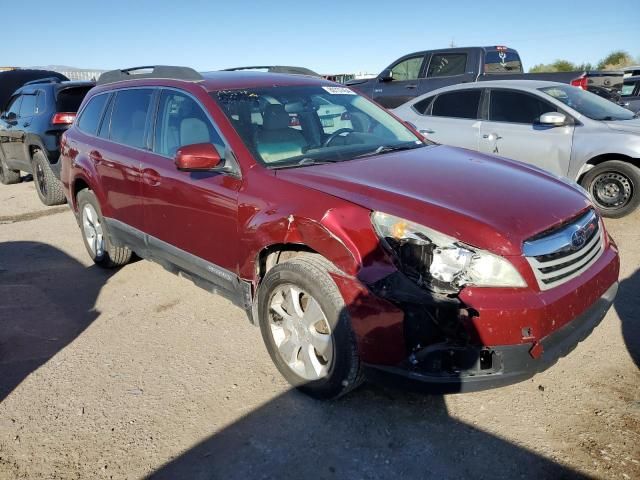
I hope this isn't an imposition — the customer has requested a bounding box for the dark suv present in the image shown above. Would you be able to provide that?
[0,77,94,205]
[60,66,618,399]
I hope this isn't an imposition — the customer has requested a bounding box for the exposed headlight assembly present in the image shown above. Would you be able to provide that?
[371,212,526,293]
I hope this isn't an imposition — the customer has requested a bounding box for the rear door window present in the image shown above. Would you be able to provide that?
[489,90,555,124]
[431,90,482,119]
[77,93,109,135]
[57,87,92,112]
[18,94,37,117]
[109,89,153,149]
[427,54,467,77]
[391,56,423,81]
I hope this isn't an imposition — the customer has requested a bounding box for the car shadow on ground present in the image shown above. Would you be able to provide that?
[0,240,112,401]
[149,266,587,480]
[616,268,640,368]
[148,385,584,480]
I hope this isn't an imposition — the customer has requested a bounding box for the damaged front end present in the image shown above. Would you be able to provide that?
[368,212,527,382]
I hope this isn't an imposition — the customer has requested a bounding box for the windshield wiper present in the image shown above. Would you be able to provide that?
[271,157,341,170]
[354,142,423,159]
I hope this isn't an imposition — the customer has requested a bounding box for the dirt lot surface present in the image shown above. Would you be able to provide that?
[0,179,638,480]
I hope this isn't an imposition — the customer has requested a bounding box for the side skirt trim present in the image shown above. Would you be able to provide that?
[105,217,254,316]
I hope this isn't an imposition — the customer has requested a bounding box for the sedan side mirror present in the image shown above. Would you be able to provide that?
[538,112,567,126]
[379,69,393,82]
[4,111,17,122]
[175,143,225,172]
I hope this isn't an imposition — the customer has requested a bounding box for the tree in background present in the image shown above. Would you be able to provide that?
[529,50,635,73]
[596,51,635,70]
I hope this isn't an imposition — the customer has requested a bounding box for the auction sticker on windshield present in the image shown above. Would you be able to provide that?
[322,86,356,95]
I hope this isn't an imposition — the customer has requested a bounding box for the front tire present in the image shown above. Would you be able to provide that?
[0,151,20,185]
[258,255,363,399]
[76,189,132,268]
[580,160,640,218]
[32,150,65,206]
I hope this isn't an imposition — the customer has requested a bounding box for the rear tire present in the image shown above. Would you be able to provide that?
[257,254,363,399]
[0,151,20,185]
[76,189,132,268]
[32,150,66,206]
[580,160,640,218]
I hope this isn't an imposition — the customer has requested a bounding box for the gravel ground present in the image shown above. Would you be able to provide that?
[0,179,638,480]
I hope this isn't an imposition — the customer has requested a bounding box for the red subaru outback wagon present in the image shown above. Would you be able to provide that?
[60,66,619,399]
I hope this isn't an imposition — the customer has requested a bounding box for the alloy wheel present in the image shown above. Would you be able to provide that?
[82,203,105,258]
[35,162,47,197]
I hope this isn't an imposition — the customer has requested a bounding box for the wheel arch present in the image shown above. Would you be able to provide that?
[577,153,640,182]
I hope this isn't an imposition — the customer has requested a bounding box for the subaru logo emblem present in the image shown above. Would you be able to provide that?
[571,228,587,250]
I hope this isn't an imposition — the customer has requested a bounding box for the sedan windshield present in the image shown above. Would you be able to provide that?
[540,85,635,121]
[213,85,424,168]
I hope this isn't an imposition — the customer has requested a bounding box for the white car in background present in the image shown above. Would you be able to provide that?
[393,80,640,218]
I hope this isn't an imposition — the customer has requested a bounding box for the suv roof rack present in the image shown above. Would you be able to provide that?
[97,66,203,85]
[22,77,64,86]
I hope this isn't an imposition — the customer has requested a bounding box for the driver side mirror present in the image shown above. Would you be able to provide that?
[3,111,17,122]
[538,112,568,126]
[175,143,226,172]
[379,69,393,82]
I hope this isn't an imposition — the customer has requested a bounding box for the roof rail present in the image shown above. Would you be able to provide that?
[22,77,63,86]
[97,66,203,85]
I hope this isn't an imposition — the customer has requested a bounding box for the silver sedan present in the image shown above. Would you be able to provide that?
[393,80,640,218]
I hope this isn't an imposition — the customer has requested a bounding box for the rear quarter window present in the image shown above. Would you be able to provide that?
[57,87,92,112]
[77,94,109,135]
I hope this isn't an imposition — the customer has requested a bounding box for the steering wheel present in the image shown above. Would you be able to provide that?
[323,128,355,147]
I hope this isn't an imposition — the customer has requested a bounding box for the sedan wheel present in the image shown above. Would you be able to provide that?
[591,171,631,210]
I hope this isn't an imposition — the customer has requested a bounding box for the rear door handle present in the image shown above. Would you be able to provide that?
[142,168,161,187]
[482,133,503,140]
[420,129,435,134]
[405,84,418,89]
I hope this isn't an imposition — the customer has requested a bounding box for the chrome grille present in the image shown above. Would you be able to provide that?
[524,210,604,291]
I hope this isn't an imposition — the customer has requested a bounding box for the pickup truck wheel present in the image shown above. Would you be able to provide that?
[0,152,20,185]
[581,160,640,218]
[76,189,132,268]
[32,150,65,206]
[258,255,363,399]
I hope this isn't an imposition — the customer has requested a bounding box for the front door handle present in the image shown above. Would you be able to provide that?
[482,133,503,140]
[142,168,161,187]
[405,84,418,89]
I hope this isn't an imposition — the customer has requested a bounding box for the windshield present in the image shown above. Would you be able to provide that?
[540,85,635,121]
[213,85,423,168]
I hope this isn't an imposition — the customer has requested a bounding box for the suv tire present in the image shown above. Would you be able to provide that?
[258,255,363,399]
[580,160,640,218]
[0,151,20,185]
[76,189,132,268]
[32,150,66,206]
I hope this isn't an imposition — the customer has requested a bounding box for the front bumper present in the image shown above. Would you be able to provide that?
[363,281,618,393]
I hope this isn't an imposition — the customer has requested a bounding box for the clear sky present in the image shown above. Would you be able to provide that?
[6,0,638,74]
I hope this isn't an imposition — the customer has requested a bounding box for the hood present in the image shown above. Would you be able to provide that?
[276,146,592,256]
[605,118,640,133]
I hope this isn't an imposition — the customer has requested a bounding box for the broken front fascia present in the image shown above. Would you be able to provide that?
[370,212,526,294]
